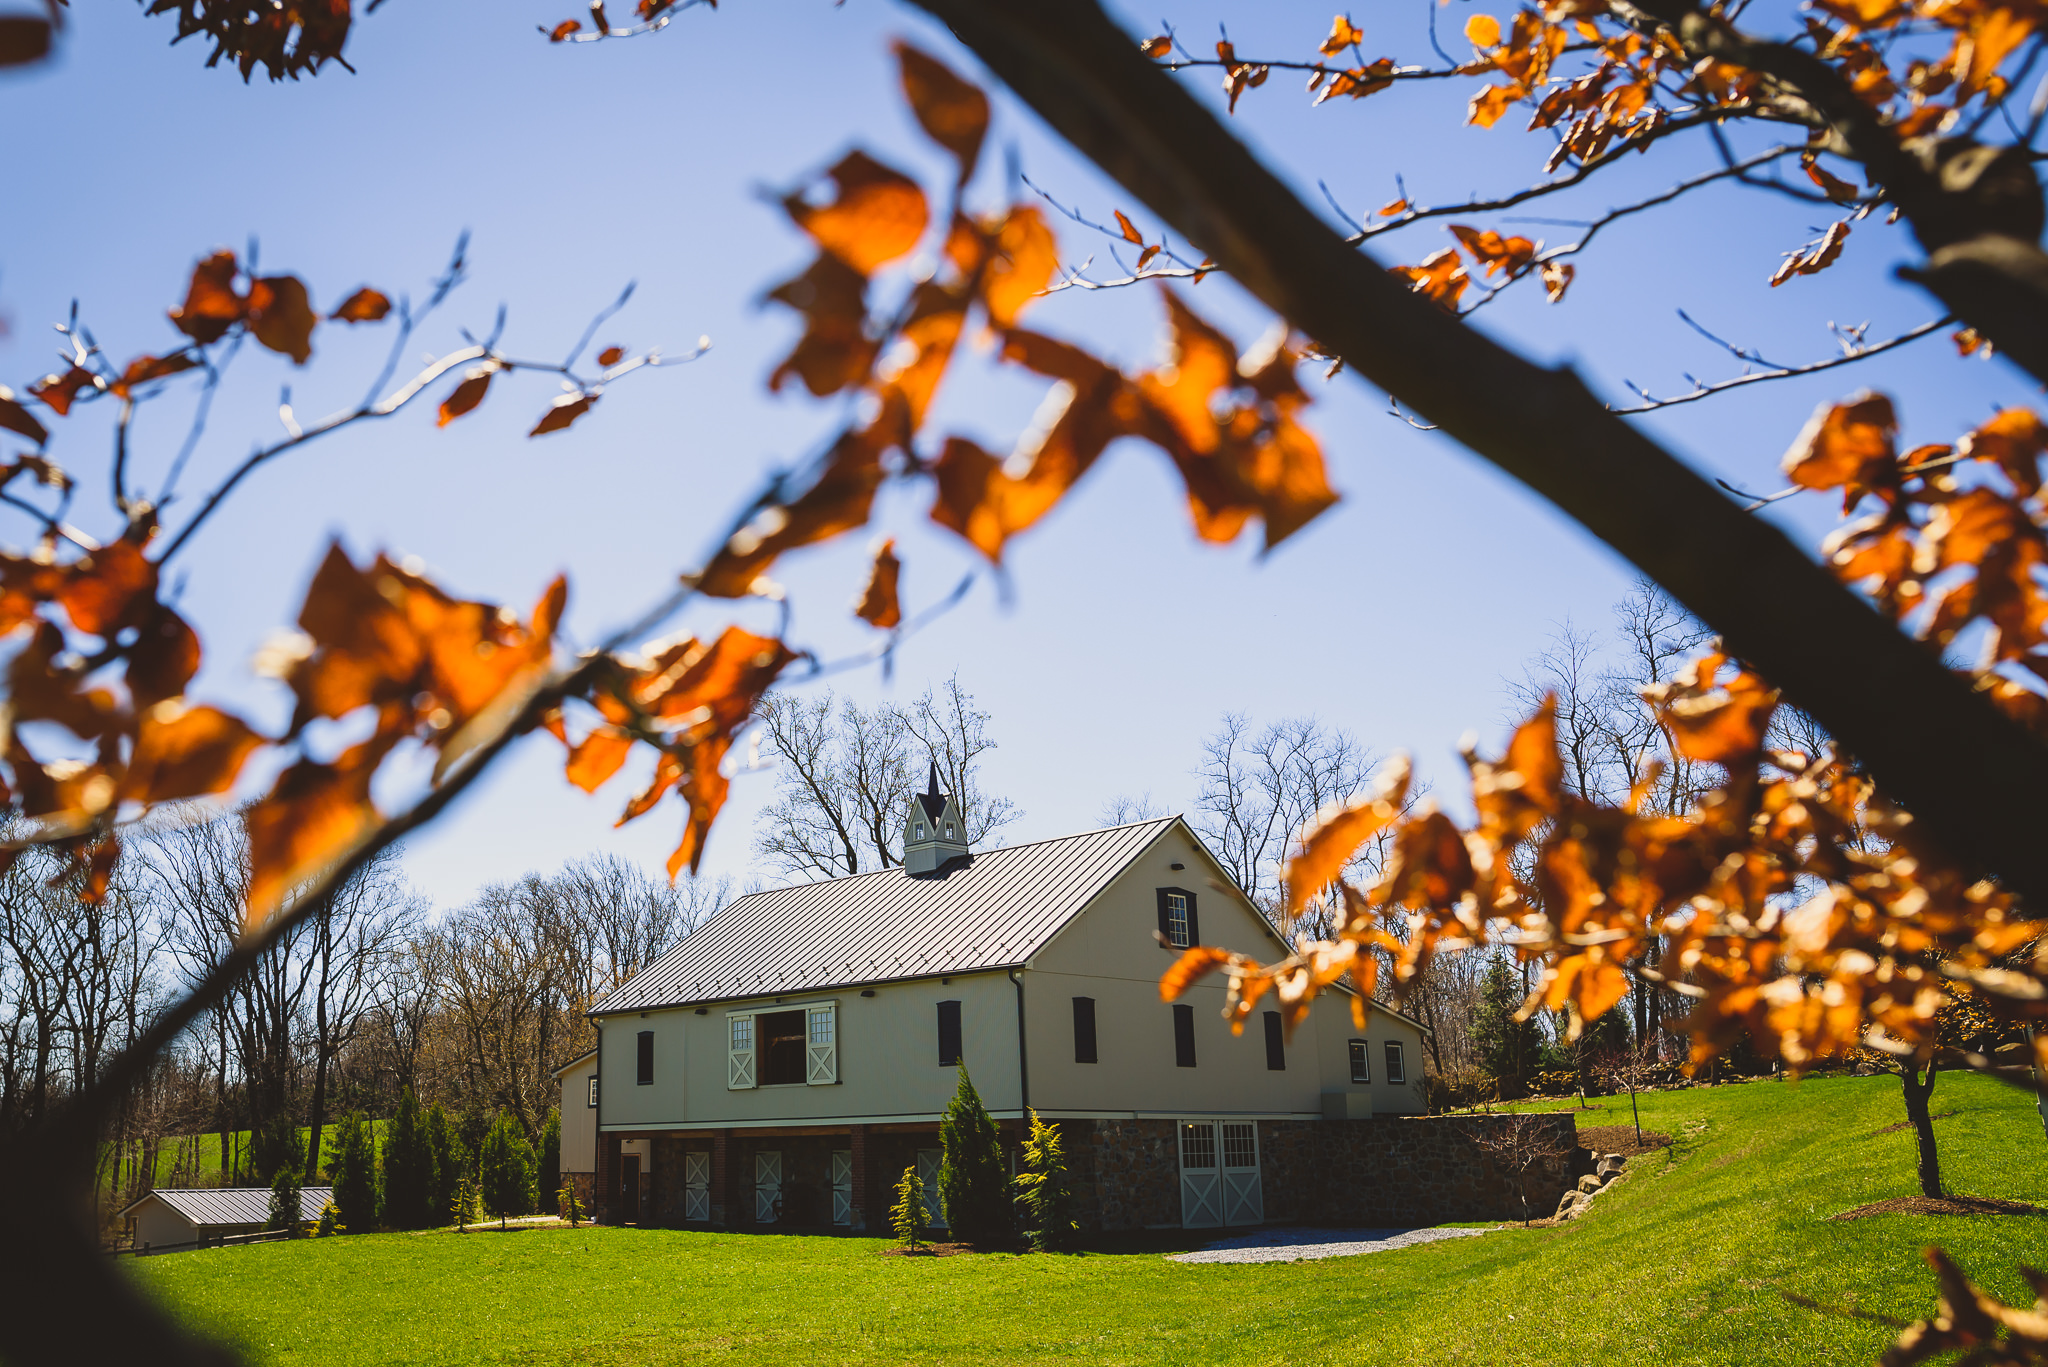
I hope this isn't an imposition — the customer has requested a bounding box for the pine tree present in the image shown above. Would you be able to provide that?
[329,1111,379,1233]
[451,1173,476,1232]
[265,1156,304,1235]
[538,1109,561,1210]
[938,1062,1011,1246]
[479,1111,534,1228]
[1470,954,1544,1100]
[426,1103,461,1226]
[890,1164,928,1250]
[1013,1110,1077,1252]
[382,1088,435,1230]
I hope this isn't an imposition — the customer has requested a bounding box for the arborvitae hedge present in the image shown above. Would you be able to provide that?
[329,1111,379,1233]
[426,1103,461,1226]
[382,1088,436,1229]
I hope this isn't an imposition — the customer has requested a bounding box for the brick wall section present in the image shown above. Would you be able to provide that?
[848,1125,871,1232]
[1079,1113,1577,1230]
[594,1131,622,1225]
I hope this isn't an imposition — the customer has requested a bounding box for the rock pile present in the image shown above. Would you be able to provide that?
[1554,1152,1626,1220]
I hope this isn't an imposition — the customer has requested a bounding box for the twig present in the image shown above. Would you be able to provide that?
[1611,315,1949,415]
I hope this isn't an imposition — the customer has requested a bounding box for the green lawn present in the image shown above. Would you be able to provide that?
[132,1073,2048,1366]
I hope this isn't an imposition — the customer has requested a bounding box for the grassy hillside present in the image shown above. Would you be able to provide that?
[132,1072,2048,1366]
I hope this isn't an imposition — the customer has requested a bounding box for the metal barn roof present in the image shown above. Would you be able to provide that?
[594,817,1179,1014]
[120,1186,335,1226]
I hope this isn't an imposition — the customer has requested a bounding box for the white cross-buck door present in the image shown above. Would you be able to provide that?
[684,1152,711,1222]
[916,1148,946,1228]
[831,1150,853,1226]
[1220,1121,1263,1226]
[1179,1121,1262,1229]
[755,1151,782,1223]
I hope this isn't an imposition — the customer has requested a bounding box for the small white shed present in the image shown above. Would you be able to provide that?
[118,1187,335,1252]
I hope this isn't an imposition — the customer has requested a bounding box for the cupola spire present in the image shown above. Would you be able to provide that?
[903,757,970,875]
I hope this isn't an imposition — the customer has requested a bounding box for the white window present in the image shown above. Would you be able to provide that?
[1384,1040,1407,1084]
[586,1075,598,1108]
[946,822,956,837]
[916,823,926,839]
[806,1004,838,1085]
[1166,892,1190,947]
[728,1013,757,1089]
[1348,1039,1371,1084]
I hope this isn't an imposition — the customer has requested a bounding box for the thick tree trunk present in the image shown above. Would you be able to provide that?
[1901,1063,1943,1197]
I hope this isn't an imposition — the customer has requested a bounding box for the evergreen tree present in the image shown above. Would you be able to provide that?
[938,1063,1011,1246]
[426,1104,461,1226]
[889,1164,928,1250]
[1013,1110,1077,1252]
[538,1109,561,1211]
[251,1111,299,1185]
[265,1155,304,1235]
[479,1111,535,1228]
[451,1173,476,1232]
[382,1088,436,1230]
[329,1111,379,1233]
[1470,954,1544,1099]
[315,1200,340,1237]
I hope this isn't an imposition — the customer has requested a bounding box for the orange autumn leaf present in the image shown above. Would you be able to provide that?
[243,736,392,927]
[596,345,625,367]
[1956,407,2048,497]
[765,254,877,398]
[785,151,929,276]
[1782,392,1897,511]
[58,540,157,638]
[980,205,1059,328]
[438,364,496,425]
[1391,248,1469,311]
[1467,82,1524,127]
[29,365,98,416]
[548,19,581,40]
[0,391,49,447]
[127,601,202,709]
[1643,651,1780,766]
[566,725,635,793]
[895,42,990,186]
[112,352,202,398]
[1113,209,1146,246]
[1321,13,1366,53]
[1449,224,1537,278]
[1539,260,1575,302]
[854,537,903,629]
[330,287,391,324]
[120,703,265,805]
[530,392,596,437]
[1770,220,1852,285]
[169,251,245,345]
[1141,35,1173,57]
[1160,945,1235,999]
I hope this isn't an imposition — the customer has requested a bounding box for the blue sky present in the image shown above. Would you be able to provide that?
[0,0,2013,908]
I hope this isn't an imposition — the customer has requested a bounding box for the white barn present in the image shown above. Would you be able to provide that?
[118,1187,334,1252]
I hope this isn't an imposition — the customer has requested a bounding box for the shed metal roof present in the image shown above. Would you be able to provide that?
[120,1186,335,1227]
[594,818,1178,1014]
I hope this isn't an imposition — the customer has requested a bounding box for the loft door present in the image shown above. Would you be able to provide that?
[684,1152,711,1222]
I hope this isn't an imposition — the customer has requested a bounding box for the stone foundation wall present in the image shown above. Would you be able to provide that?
[1080,1113,1578,1231]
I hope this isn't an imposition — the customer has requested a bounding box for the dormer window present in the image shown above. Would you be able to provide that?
[946,822,956,837]
[916,824,926,839]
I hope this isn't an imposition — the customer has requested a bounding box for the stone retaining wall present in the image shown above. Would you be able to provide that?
[1075,1113,1578,1230]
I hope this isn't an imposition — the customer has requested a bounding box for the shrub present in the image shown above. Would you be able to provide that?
[451,1173,476,1232]
[538,1108,561,1210]
[426,1103,461,1226]
[1013,1110,1077,1252]
[938,1063,1011,1246]
[329,1111,379,1233]
[890,1164,928,1250]
[315,1200,339,1238]
[382,1088,436,1230]
[558,1183,584,1226]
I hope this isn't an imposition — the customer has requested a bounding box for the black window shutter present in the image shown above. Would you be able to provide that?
[1263,1011,1285,1071]
[1155,888,1173,942]
[636,1030,654,1086]
[1185,891,1200,946]
[1072,997,1098,1064]
[1173,1004,1196,1068]
[937,1000,962,1066]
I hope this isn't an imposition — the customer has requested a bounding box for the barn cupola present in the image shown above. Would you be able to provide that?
[903,762,970,875]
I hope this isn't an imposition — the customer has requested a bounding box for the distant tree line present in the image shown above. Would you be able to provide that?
[0,817,726,1232]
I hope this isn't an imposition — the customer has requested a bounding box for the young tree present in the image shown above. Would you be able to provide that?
[938,1064,1011,1247]
[1013,1111,1077,1253]
[538,1110,561,1215]
[265,1157,303,1236]
[557,1183,585,1227]
[479,1111,534,1228]
[1469,957,1543,1100]
[315,1199,339,1238]
[1473,1116,1573,1228]
[380,1089,434,1230]
[425,1104,461,1228]
[327,1111,379,1234]
[890,1164,929,1251]
[1855,988,2004,1198]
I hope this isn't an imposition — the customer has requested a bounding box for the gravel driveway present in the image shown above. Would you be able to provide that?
[1168,1225,1493,1264]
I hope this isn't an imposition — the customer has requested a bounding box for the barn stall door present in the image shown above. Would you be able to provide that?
[916,1148,946,1228]
[1178,1123,1222,1229]
[684,1152,711,1222]
[1220,1122,1264,1226]
[755,1151,782,1223]
[831,1150,853,1226]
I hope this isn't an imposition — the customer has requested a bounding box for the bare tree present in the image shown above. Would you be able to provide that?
[754,675,1019,880]
[1098,793,1168,825]
[1472,1115,1573,1227]
[1192,713,1376,930]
